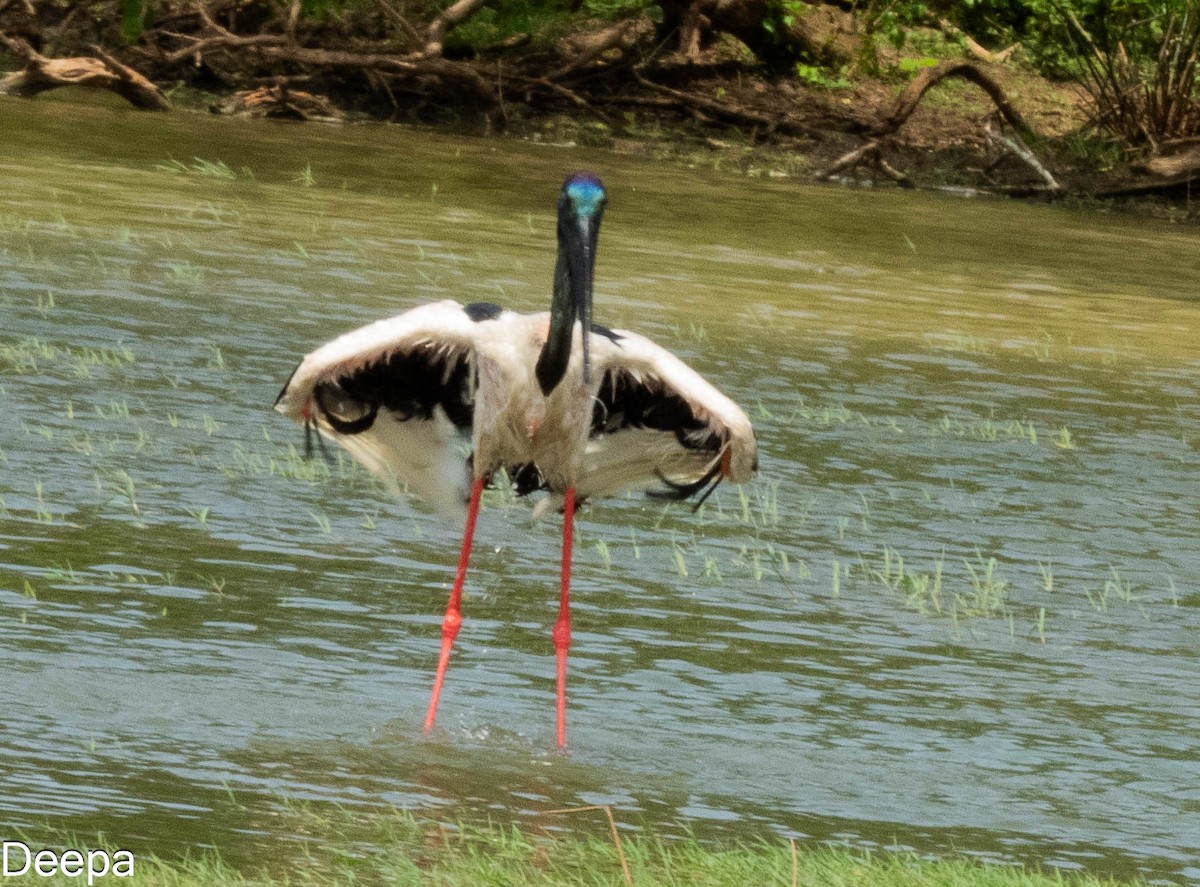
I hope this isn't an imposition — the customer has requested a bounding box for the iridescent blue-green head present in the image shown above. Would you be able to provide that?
[537,172,608,396]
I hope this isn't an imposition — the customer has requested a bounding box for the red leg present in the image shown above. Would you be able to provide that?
[423,475,486,735]
[553,487,576,749]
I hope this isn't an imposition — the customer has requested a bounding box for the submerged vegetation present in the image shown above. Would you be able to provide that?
[0,195,1188,644]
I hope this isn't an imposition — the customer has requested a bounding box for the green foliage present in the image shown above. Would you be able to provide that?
[897,55,939,71]
[295,0,368,17]
[1065,4,1200,145]
[863,0,1197,73]
[794,61,851,88]
[119,0,152,43]
[582,0,662,20]
[21,808,1157,886]
[865,0,934,52]
[444,1,571,51]
[761,0,808,36]
[860,0,1200,147]
[756,1,817,72]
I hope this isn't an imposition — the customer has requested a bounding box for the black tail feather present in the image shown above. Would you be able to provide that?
[509,462,547,497]
[303,419,334,464]
[647,459,724,512]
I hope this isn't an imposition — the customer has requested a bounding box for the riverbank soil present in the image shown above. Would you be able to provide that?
[2,1,1197,217]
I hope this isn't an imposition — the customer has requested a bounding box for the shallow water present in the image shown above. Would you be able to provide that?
[1,95,1198,883]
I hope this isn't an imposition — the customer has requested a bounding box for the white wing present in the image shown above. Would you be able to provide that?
[579,328,757,503]
[274,300,487,516]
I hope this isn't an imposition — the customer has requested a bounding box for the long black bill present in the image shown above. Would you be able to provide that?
[569,215,596,387]
[536,213,599,396]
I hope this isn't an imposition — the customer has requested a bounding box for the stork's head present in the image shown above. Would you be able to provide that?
[537,172,607,396]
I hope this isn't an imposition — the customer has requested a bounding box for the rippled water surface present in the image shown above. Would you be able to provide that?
[2,96,1198,883]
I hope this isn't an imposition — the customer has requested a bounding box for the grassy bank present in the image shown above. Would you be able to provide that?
[16,810,1149,887]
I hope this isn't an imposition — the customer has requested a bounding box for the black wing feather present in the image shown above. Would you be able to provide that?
[590,369,722,452]
[311,344,475,436]
[590,367,726,505]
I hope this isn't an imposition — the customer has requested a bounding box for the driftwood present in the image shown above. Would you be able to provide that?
[222,83,344,121]
[1142,145,1200,179]
[0,35,170,110]
[1096,144,1200,197]
[157,2,495,99]
[820,60,1058,195]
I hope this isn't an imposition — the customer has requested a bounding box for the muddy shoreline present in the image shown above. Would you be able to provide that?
[2,2,1197,221]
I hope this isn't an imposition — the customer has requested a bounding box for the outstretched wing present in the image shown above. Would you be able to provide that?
[275,300,486,516]
[581,328,757,505]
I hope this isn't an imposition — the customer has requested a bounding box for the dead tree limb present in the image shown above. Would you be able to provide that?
[153,7,495,100]
[285,0,302,41]
[423,0,489,57]
[821,139,883,179]
[631,71,799,135]
[984,118,1062,192]
[879,61,1031,137]
[377,0,423,44]
[549,18,650,80]
[1142,145,1200,179]
[0,0,37,15]
[224,82,344,121]
[939,19,1018,64]
[877,157,914,187]
[0,34,170,110]
[160,30,288,66]
[821,60,1055,193]
[0,0,37,17]
[512,74,613,124]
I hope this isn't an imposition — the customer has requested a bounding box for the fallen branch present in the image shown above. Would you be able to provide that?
[160,30,287,66]
[515,75,613,124]
[1141,144,1200,179]
[939,19,1018,64]
[259,44,494,97]
[550,17,651,80]
[0,34,169,110]
[821,138,882,179]
[0,0,37,15]
[984,118,1062,193]
[631,70,812,137]
[820,60,1054,193]
[879,60,1030,138]
[0,0,37,17]
[423,0,489,57]
[377,0,423,45]
[877,156,914,187]
[223,82,344,121]
[150,3,495,99]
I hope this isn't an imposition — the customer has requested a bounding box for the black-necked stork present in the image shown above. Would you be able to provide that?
[274,172,757,748]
